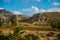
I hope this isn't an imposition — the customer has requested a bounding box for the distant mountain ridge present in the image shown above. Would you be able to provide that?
[0,9,29,22]
[0,9,60,23]
[0,9,13,16]
[42,12,60,18]
[22,12,60,23]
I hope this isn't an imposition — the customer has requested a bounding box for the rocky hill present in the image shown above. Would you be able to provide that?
[0,9,13,23]
[0,9,13,17]
[23,12,60,22]
[42,12,60,18]
[42,12,60,21]
[0,9,60,23]
[22,13,42,23]
[0,9,29,23]
[14,14,29,22]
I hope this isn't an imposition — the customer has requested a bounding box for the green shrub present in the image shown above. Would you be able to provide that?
[0,18,4,26]
[9,16,17,27]
[57,34,60,40]
[14,27,23,35]
[23,34,40,40]
[50,20,57,29]
[56,22,60,29]
[50,20,60,30]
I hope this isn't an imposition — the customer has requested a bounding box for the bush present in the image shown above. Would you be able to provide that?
[5,34,15,40]
[57,34,60,40]
[50,20,57,29]
[10,15,17,27]
[0,35,6,40]
[50,20,60,29]
[14,27,23,35]
[0,18,4,26]
[56,22,60,29]
[11,19,17,27]
[22,34,40,40]
[0,30,3,35]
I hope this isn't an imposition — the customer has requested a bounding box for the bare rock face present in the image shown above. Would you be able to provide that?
[42,12,60,18]
[42,12,60,21]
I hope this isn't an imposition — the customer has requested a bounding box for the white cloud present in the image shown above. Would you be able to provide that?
[23,6,60,15]
[13,11,23,15]
[31,6,40,13]
[40,8,60,12]
[0,8,4,10]
[40,9,46,13]
[47,8,60,12]
[53,2,60,6]
[23,6,40,14]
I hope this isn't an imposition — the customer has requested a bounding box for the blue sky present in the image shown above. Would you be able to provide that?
[0,0,60,16]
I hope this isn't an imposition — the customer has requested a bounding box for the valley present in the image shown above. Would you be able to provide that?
[0,9,60,40]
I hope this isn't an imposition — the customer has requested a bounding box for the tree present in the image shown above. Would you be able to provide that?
[10,15,17,27]
[0,18,3,26]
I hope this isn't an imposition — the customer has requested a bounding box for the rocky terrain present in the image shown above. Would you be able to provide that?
[0,9,60,40]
